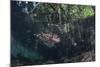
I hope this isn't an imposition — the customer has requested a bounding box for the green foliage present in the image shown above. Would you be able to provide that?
[82,6,94,17]
[33,3,94,24]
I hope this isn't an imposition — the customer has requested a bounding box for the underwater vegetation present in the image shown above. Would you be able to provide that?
[11,1,95,66]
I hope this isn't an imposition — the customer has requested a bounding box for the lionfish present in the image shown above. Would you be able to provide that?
[34,32,60,47]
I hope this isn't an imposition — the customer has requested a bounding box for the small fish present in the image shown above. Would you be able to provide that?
[34,32,60,47]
